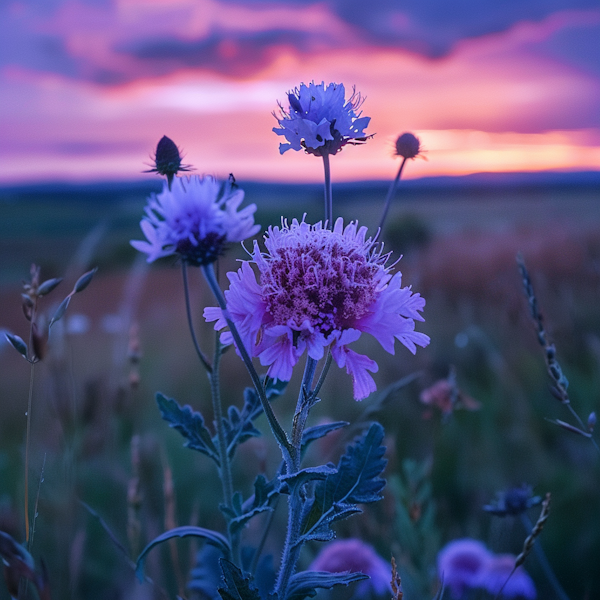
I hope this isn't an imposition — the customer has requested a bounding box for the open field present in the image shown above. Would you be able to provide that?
[1,175,599,599]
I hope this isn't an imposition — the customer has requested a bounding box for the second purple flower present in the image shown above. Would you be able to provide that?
[204,217,429,400]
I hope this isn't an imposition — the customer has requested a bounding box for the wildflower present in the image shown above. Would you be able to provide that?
[437,539,491,599]
[477,554,537,599]
[437,539,537,599]
[484,485,542,517]
[204,217,429,400]
[273,82,371,156]
[144,135,192,188]
[131,175,260,266]
[394,133,421,160]
[309,539,392,598]
[419,378,480,417]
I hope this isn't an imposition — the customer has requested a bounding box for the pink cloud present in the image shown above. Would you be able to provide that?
[1,4,598,183]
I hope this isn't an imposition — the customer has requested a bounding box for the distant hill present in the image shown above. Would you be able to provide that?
[1,170,598,204]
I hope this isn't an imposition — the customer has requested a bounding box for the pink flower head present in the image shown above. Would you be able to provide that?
[131,175,260,266]
[477,554,536,599]
[204,217,429,400]
[309,539,392,598]
[437,539,491,599]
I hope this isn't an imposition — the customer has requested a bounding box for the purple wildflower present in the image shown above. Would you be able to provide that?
[309,539,392,598]
[438,540,537,599]
[131,175,260,266]
[273,82,371,156]
[477,554,537,599]
[437,539,491,599]
[204,217,429,400]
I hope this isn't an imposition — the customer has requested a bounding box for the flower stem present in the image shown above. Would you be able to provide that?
[24,299,38,546]
[378,157,407,233]
[275,358,318,599]
[322,154,333,228]
[291,358,318,461]
[312,351,332,401]
[209,332,240,562]
[201,263,292,461]
[519,513,570,600]
[181,262,212,373]
[24,362,34,546]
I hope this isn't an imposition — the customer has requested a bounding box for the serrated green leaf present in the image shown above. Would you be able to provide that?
[280,465,337,493]
[223,381,286,460]
[135,526,230,582]
[287,570,368,600]
[300,423,387,544]
[301,421,348,456]
[224,475,280,535]
[5,333,28,359]
[156,393,220,464]
[217,559,265,600]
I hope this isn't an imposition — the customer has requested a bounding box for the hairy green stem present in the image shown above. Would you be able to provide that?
[181,263,212,373]
[378,156,407,233]
[322,154,333,228]
[275,359,318,599]
[209,334,238,556]
[201,263,291,462]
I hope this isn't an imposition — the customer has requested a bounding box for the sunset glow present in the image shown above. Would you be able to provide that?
[1,1,598,183]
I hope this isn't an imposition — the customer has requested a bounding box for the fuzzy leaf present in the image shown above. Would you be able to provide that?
[37,277,62,297]
[73,267,98,293]
[217,559,276,600]
[157,393,220,464]
[223,475,280,535]
[223,381,287,459]
[189,545,223,600]
[300,423,387,544]
[5,333,28,359]
[222,401,262,459]
[264,377,288,399]
[136,526,230,582]
[287,570,368,600]
[280,465,338,494]
[49,295,71,328]
[301,421,348,455]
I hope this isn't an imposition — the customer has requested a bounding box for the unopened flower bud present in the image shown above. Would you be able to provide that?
[145,136,192,189]
[587,411,596,432]
[395,132,421,159]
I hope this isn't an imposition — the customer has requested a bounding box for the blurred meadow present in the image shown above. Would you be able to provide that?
[1,173,599,599]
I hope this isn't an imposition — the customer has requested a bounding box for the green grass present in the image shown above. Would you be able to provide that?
[1,180,599,599]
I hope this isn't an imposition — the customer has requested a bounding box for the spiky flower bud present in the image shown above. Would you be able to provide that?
[145,136,192,189]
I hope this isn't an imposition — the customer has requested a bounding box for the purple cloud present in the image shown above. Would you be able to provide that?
[1,0,598,86]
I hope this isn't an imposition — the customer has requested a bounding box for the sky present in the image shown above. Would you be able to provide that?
[1,0,599,184]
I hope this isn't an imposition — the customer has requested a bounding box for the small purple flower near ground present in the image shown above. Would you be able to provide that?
[273,82,371,156]
[438,539,536,599]
[438,539,492,599]
[204,217,429,400]
[309,539,392,598]
[131,175,260,266]
[477,554,537,599]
